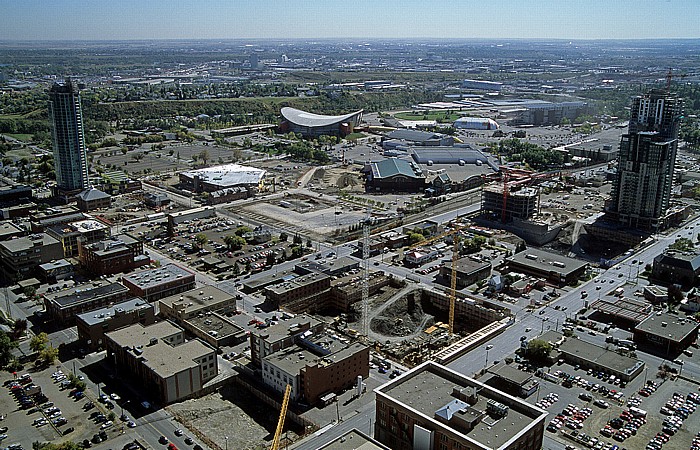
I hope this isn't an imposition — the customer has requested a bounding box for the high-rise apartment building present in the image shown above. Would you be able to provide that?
[48,79,89,192]
[606,89,682,230]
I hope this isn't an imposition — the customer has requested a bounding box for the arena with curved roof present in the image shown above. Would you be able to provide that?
[280,107,363,137]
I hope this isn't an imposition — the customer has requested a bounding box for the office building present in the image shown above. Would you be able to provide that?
[250,315,325,366]
[121,263,196,302]
[374,361,547,450]
[76,298,156,351]
[48,80,89,192]
[79,234,148,276]
[46,219,111,257]
[652,249,700,288]
[634,312,699,356]
[606,90,682,231]
[44,281,131,324]
[0,233,63,282]
[105,321,218,404]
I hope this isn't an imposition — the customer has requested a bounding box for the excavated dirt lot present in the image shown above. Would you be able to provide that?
[168,386,299,450]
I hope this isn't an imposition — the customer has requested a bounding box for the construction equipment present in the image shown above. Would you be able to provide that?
[270,384,292,450]
[406,224,470,335]
[361,208,372,338]
[481,167,561,223]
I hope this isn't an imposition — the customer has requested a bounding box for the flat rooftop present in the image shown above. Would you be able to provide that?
[0,233,58,253]
[186,313,244,340]
[159,285,234,315]
[107,321,214,378]
[508,248,588,276]
[635,312,699,342]
[318,429,389,450]
[487,362,533,386]
[180,163,266,187]
[0,221,23,239]
[77,297,151,326]
[265,272,330,295]
[123,263,195,290]
[266,338,366,375]
[49,281,129,308]
[558,337,644,377]
[254,314,323,344]
[591,297,653,323]
[377,362,546,450]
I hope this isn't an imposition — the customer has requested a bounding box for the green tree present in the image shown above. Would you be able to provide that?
[29,332,49,354]
[32,441,83,450]
[526,339,553,364]
[668,284,684,305]
[293,234,302,245]
[407,232,425,244]
[223,234,246,250]
[279,232,288,242]
[198,149,210,166]
[306,238,313,248]
[38,345,58,366]
[0,331,18,366]
[194,233,208,249]
[669,238,695,252]
[266,252,277,266]
[234,226,253,236]
[290,245,304,259]
[22,286,37,300]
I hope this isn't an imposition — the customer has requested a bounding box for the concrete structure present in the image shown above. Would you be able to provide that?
[652,250,700,288]
[48,79,89,192]
[76,298,156,350]
[75,188,111,212]
[262,332,369,405]
[365,158,426,192]
[440,258,492,289]
[485,362,539,398]
[280,107,363,138]
[250,315,325,366]
[374,361,547,450]
[38,259,74,283]
[410,147,490,165]
[122,263,196,302]
[263,272,331,309]
[606,90,682,231]
[513,101,588,126]
[159,286,238,322]
[506,249,588,286]
[634,312,699,356]
[557,335,645,382]
[384,129,454,147]
[0,221,24,241]
[179,164,266,194]
[318,429,390,450]
[590,297,653,325]
[462,79,503,92]
[44,281,131,324]
[29,205,86,232]
[481,185,539,222]
[105,321,218,404]
[0,233,63,282]
[46,219,110,257]
[79,234,148,276]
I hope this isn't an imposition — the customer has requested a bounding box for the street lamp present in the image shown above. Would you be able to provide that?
[120,400,130,420]
[224,436,228,450]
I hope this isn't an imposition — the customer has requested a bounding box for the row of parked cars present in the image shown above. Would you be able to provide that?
[599,408,647,442]
[535,392,559,409]
[546,403,593,433]
[647,391,700,450]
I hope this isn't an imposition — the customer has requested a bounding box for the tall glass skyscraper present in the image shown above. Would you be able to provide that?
[606,89,683,230]
[48,79,88,191]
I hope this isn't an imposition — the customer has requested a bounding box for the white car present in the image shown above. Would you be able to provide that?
[100,421,113,429]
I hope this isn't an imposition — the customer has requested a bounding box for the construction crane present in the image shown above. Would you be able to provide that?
[406,224,470,335]
[270,384,292,450]
[482,167,561,223]
[361,209,371,338]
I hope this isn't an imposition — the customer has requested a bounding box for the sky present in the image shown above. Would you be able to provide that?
[0,0,699,41]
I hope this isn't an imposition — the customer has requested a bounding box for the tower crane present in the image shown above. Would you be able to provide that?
[270,384,292,450]
[361,208,372,338]
[406,224,470,335]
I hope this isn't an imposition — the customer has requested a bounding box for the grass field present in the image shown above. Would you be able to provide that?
[393,111,463,122]
[5,133,34,142]
[345,132,366,141]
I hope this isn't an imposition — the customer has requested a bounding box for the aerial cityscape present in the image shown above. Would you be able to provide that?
[1,2,700,450]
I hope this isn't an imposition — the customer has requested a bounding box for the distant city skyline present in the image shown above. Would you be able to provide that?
[1,0,699,41]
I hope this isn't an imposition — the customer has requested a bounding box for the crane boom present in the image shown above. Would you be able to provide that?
[270,384,292,450]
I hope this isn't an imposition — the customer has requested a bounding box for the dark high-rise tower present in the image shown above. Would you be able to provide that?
[606,89,682,230]
[48,79,88,192]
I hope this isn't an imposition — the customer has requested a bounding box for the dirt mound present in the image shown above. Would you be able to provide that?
[370,295,430,337]
[312,167,326,180]
[336,173,359,188]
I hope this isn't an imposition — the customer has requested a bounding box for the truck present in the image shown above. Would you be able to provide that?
[618,340,636,350]
[629,407,647,418]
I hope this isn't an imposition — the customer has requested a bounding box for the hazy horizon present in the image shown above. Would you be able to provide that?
[1,0,699,41]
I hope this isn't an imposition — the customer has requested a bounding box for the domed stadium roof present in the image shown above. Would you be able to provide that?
[281,107,363,128]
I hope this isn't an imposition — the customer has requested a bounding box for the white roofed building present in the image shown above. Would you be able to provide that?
[179,163,266,193]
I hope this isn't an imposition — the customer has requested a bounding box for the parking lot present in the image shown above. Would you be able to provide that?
[534,355,700,450]
[0,366,126,450]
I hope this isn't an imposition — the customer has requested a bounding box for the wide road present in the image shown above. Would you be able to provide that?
[447,214,700,377]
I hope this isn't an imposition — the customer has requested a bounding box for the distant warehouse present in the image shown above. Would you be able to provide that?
[179,163,266,194]
[280,107,363,138]
[454,117,500,130]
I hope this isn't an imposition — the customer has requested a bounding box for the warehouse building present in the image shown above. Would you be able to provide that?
[179,163,266,194]
[383,129,454,148]
[375,361,547,450]
[365,158,427,192]
[557,335,645,382]
[506,248,589,286]
[280,107,363,137]
[634,312,699,357]
[410,147,490,166]
[454,117,500,130]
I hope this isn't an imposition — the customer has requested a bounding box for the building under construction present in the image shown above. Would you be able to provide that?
[480,183,539,222]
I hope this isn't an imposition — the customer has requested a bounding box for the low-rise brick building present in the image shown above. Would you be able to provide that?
[121,263,196,302]
[79,234,148,276]
[76,297,156,350]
